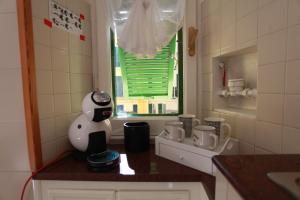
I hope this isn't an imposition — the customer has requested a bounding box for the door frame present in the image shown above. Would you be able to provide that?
[16,0,43,171]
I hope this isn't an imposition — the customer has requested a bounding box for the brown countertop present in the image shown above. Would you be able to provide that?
[213,155,300,200]
[33,145,215,200]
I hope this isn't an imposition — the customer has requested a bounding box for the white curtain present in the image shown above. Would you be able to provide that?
[108,0,185,58]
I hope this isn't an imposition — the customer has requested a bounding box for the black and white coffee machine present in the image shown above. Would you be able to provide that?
[68,90,120,171]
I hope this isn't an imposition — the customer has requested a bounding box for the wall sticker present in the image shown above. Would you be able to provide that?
[49,0,83,35]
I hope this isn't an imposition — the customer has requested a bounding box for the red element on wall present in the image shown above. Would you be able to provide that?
[80,34,85,41]
[43,18,52,28]
[80,14,85,20]
[223,67,226,87]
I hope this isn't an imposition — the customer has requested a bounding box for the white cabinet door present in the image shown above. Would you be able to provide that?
[215,169,228,200]
[227,184,243,200]
[47,189,115,200]
[117,191,189,200]
[215,169,243,200]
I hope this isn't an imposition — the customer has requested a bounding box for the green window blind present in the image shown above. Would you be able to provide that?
[119,36,176,98]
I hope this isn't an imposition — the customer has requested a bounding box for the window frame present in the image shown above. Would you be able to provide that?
[110,29,184,117]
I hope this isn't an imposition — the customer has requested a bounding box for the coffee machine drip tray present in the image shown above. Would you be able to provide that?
[87,150,120,172]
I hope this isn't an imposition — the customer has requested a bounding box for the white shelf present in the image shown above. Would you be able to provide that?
[218,88,257,98]
[214,108,256,117]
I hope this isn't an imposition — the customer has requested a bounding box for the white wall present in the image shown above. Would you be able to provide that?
[0,0,32,199]
[199,0,300,154]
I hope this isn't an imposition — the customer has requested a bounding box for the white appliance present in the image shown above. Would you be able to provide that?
[69,90,113,156]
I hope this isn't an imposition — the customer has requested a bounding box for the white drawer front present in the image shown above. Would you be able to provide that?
[117,190,189,200]
[47,189,115,200]
[159,143,212,174]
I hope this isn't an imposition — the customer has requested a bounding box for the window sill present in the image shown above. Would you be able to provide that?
[112,116,179,121]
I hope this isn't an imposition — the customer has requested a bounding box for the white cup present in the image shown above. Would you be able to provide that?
[163,121,185,142]
[204,117,231,142]
[178,114,201,137]
[192,125,218,149]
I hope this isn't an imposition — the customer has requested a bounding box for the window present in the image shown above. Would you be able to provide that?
[111,29,183,117]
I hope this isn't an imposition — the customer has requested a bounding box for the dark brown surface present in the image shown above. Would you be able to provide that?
[213,155,300,200]
[33,145,215,200]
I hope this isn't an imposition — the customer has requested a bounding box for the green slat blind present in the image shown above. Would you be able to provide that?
[119,37,176,98]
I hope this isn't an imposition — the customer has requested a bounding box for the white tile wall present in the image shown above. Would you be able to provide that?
[71,93,85,112]
[53,72,70,94]
[258,30,286,65]
[0,172,32,200]
[200,0,300,154]
[207,13,220,35]
[284,95,300,129]
[52,48,69,72]
[221,24,236,53]
[285,60,300,94]
[36,70,53,94]
[282,127,300,153]
[0,13,20,69]
[287,24,300,61]
[236,115,256,144]
[0,69,25,122]
[32,0,93,164]
[54,94,72,115]
[257,62,285,94]
[31,0,49,19]
[51,27,69,50]
[40,118,56,143]
[202,74,213,92]
[55,114,71,138]
[0,122,30,170]
[254,146,272,154]
[0,1,31,199]
[236,11,258,46]
[258,0,288,36]
[34,43,52,70]
[237,0,258,19]
[239,141,255,154]
[221,0,235,29]
[0,0,16,13]
[255,121,282,153]
[38,94,55,119]
[257,94,284,124]
[33,18,51,46]
[288,0,300,26]
[258,0,274,8]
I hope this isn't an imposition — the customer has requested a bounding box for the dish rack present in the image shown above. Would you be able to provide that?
[155,132,239,175]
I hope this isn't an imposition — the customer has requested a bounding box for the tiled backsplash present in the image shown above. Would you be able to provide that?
[200,0,300,154]
[32,0,93,163]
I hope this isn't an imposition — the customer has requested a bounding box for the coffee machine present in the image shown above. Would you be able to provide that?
[68,90,120,171]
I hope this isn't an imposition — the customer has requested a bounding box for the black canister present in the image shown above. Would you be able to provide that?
[124,122,150,152]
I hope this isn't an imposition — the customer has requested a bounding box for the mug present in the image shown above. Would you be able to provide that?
[204,117,231,142]
[192,125,218,149]
[178,114,201,137]
[163,121,185,142]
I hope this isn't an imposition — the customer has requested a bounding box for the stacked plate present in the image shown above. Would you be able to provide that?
[228,79,244,92]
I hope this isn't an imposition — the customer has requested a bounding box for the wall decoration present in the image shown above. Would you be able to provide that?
[49,0,83,35]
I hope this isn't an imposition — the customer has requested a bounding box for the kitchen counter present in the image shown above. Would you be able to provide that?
[213,155,300,200]
[33,145,215,200]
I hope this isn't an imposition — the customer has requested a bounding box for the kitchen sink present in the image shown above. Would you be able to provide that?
[267,172,300,200]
